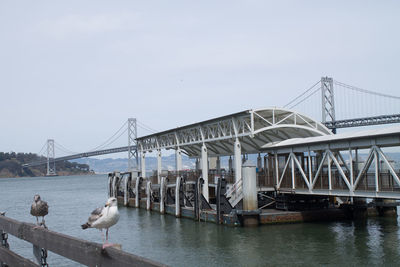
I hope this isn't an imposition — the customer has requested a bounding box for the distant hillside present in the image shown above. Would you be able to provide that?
[0,152,93,178]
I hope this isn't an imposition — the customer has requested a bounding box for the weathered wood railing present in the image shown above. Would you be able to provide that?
[0,215,166,267]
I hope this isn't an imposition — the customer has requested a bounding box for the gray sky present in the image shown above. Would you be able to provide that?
[1,1,400,156]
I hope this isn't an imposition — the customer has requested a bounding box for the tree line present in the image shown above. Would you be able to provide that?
[0,152,92,178]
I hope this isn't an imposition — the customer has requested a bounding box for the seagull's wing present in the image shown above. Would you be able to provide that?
[88,207,104,224]
[38,201,49,216]
[30,203,36,216]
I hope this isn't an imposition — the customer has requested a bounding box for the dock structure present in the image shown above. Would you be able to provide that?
[109,108,400,226]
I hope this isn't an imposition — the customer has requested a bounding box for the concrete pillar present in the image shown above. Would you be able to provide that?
[228,156,233,173]
[201,144,209,201]
[146,181,152,210]
[216,156,221,173]
[175,176,182,217]
[242,160,259,226]
[141,152,146,178]
[176,147,182,174]
[234,138,242,183]
[124,176,129,206]
[160,177,166,214]
[195,158,200,170]
[157,149,162,184]
[135,177,140,208]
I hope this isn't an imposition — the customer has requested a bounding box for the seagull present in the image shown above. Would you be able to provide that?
[30,194,49,228]
[81,197,120,248]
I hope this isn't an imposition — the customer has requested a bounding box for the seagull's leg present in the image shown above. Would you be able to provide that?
[33,217,40,229]
[102,229,114,249]
[42,217,47,229]
[100,229,104,244]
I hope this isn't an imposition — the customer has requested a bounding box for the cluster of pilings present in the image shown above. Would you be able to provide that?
[108,162,264,226]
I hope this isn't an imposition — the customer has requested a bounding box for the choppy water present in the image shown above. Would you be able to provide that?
[1,175,400,266]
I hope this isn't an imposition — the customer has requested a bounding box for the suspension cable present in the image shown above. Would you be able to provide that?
[54,141,79,155]
[36,141,47,157]
[283,80,320,109]
[334,80,400,100]
[288,86,321,109]
[87,121,128,152]
[137,120,158,133]
[97,127,128,149]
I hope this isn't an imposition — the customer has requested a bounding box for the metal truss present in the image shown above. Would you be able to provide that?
[321,77,335,124]
[324,114,400,129]
[128,118,139,171]
[137,108,331,157]
[46,139,56,176]
[275,146,400,199]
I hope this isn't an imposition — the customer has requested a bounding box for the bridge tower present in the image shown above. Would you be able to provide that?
[128,118,139,171]
[321,77,336,133]
[46,139,56,176]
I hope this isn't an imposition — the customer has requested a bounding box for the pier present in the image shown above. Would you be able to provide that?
[108,108,400,226]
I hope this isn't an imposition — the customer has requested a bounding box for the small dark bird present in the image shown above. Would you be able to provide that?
[30,194,49,228]
[0,212,5,216]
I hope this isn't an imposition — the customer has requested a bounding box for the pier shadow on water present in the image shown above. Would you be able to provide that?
[1,175,400,266]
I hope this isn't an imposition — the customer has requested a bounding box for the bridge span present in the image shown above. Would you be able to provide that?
[23,146,136,168]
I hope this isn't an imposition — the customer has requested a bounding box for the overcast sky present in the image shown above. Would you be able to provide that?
[1,1,399,156]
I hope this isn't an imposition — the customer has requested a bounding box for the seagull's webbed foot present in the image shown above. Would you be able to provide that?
[41,218,48,229]
[102,243,115,249]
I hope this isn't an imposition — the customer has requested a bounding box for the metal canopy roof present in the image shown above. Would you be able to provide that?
[137,108,331,157]
[262,125,400,153]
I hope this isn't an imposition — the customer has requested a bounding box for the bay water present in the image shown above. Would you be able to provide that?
[1,175,400,266]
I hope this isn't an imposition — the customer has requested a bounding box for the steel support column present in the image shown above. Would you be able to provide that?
[321,76,336,133]
[216,156,221,173]
[141,151,146,178]
[157,149,162,184]
[257,153,262,171]
[201,144,209,201]
[234,138,242,183]
[175,148,182,174]
[46,139,56,176]
[128,118,138,171]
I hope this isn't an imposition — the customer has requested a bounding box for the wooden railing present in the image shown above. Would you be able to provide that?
[0,215,166,267]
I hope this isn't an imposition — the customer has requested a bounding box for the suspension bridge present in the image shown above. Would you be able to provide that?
[24,76,400,178]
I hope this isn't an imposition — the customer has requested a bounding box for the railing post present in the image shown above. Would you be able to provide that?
[1,231,9,249]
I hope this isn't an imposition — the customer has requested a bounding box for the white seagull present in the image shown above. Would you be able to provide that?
[81,197,120,248]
